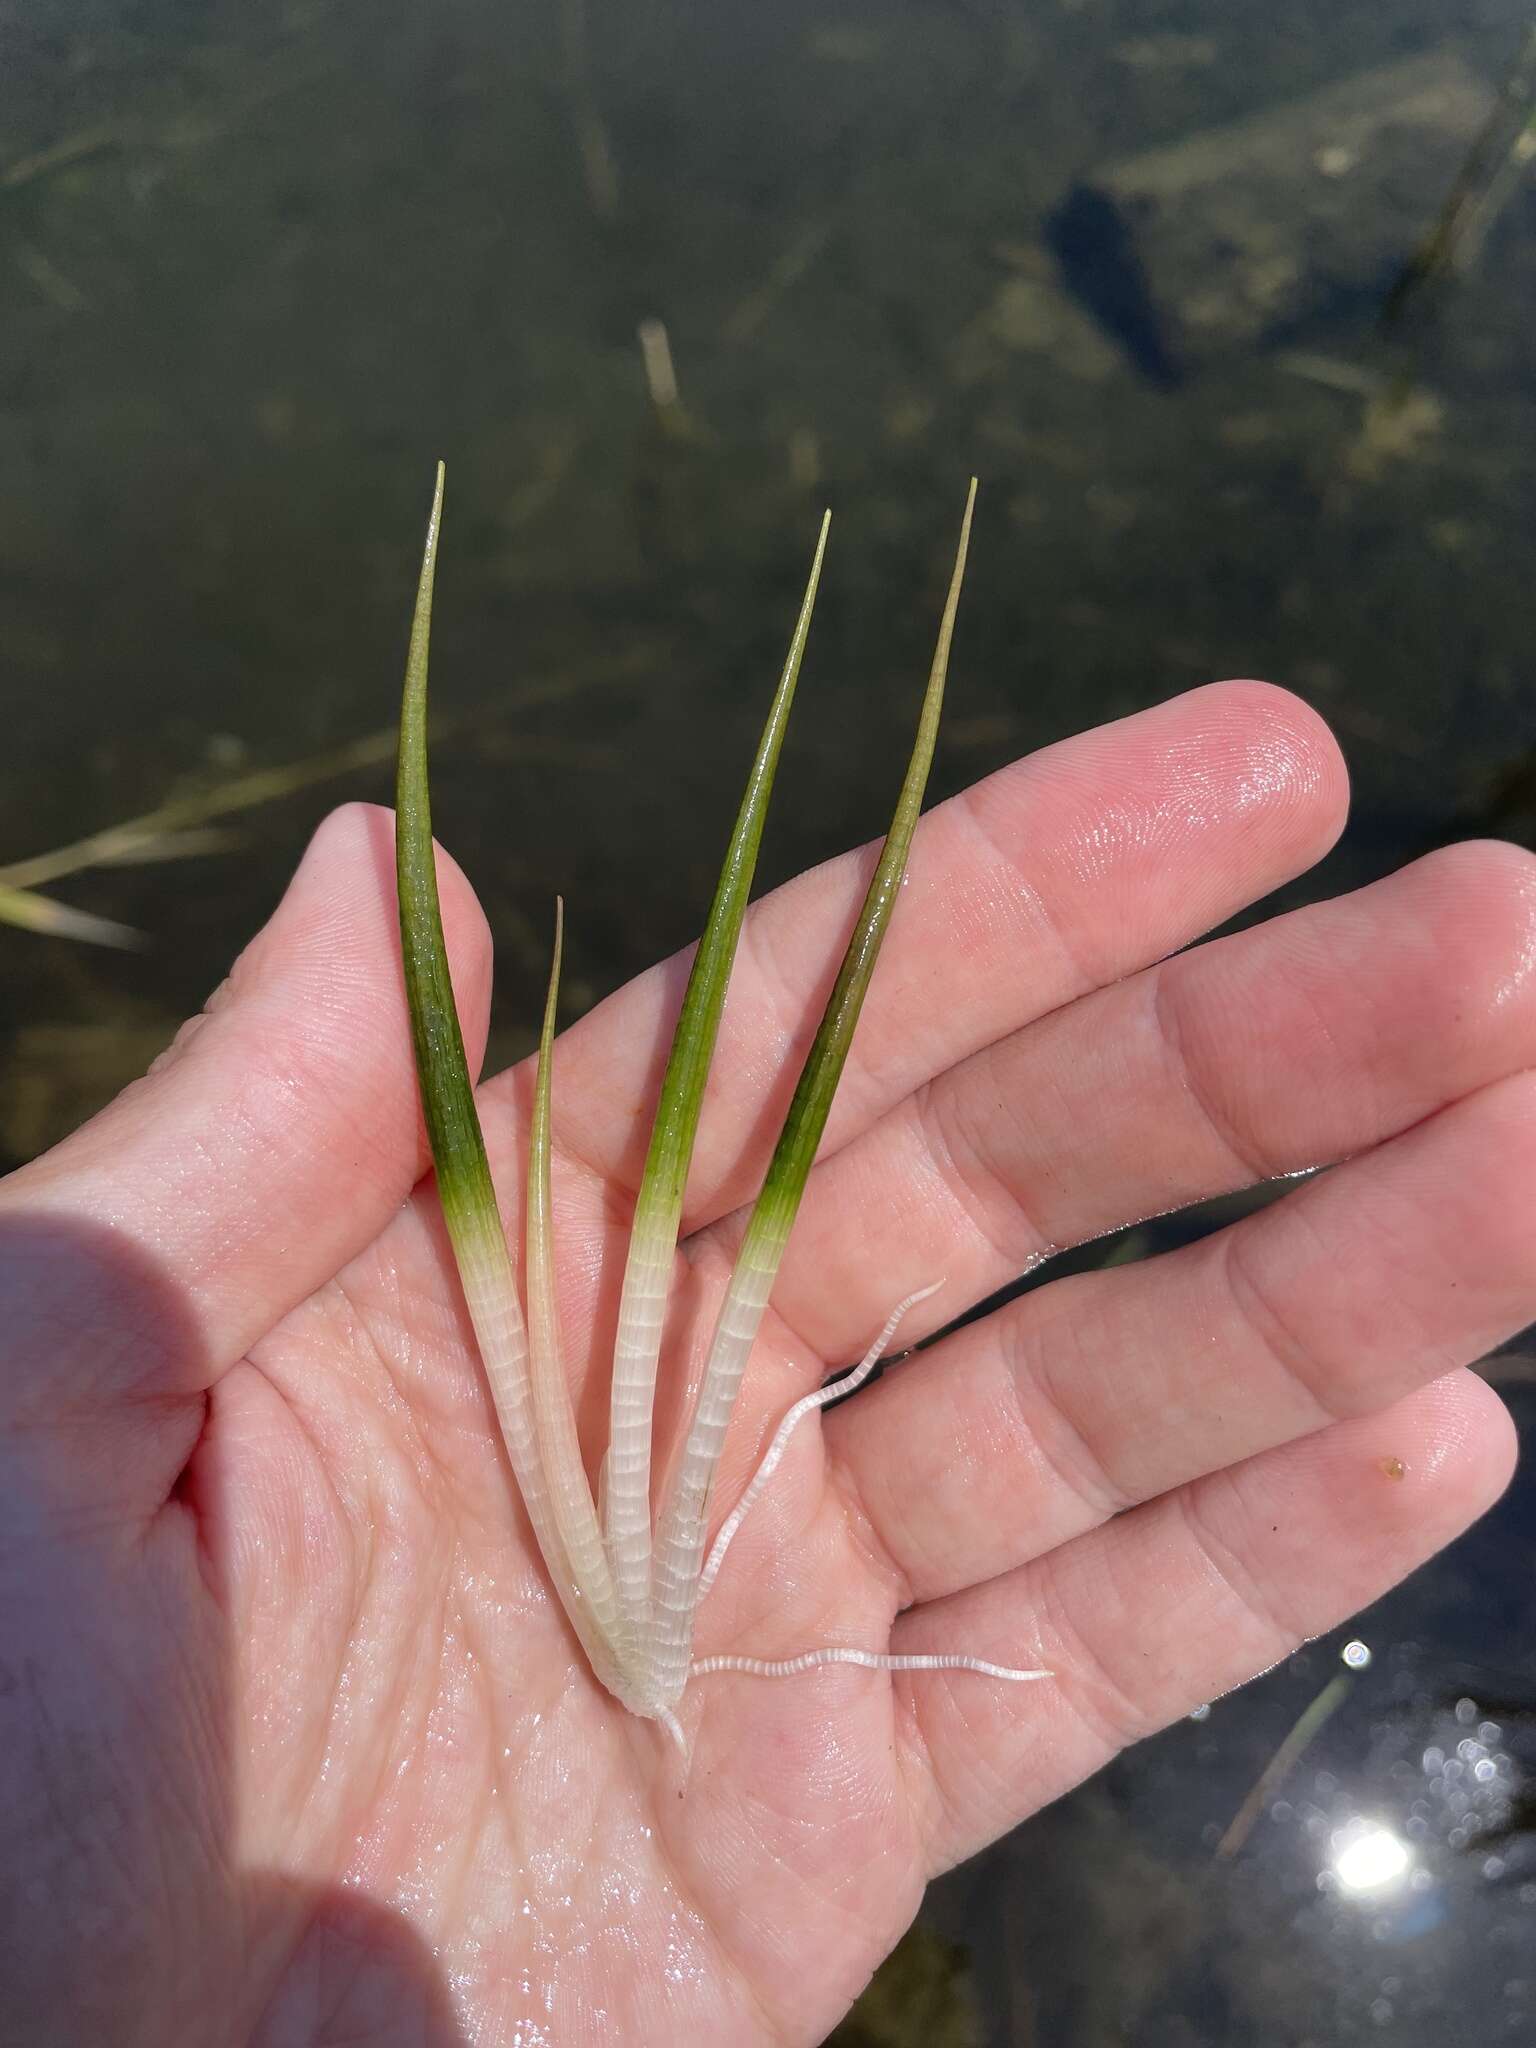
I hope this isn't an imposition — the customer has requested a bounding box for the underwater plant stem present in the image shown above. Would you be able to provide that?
[1382,24,1536,328]
[1214,1670,1354,1861]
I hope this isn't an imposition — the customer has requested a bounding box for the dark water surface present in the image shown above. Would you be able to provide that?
[3,3,1534,2041]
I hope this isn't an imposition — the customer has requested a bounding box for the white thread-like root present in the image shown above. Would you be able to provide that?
[678,1284,1056,1719]
[690,1648,1052,1683]
[698,1281,944,1601]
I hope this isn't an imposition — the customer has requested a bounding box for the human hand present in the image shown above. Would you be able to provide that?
[1,682,1530,2046]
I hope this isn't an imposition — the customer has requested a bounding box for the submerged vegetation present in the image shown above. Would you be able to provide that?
[0,729,404,947]
[395,466,1050,1742]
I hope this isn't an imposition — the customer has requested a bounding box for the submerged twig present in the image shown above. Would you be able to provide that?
[560,0,620,218]
[1215,1669,1355,1861]
[637,318,698,439]
[1382,24,1536,328]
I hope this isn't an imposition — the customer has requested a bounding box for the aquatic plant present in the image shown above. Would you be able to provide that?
[395,466,1050,1748]
[0,659,610,947]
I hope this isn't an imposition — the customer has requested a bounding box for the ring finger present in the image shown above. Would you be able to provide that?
[818,1067,1536,1609]
[754,837,1536,1365]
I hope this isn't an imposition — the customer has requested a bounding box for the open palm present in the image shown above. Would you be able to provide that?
[3,683,1531,2047]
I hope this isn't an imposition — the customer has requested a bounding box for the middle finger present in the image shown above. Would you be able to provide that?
[820,1065,1536,1608]
[753,838,1536,1363]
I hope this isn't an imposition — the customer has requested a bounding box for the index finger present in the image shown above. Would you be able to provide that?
[513,681,1347,1234]
[0,803,493,1414]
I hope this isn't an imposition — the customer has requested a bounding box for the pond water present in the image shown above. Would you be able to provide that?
[3,3,1534,2041]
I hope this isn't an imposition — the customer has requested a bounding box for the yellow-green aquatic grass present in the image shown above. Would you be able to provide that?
[1,678,615,948]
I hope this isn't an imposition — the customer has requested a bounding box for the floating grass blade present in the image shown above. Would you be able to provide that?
[645,480,977,1703]
[0,736,396,896]
[395,464,628,1694]
[0,881,143,948]
[526,897,635,1663]
[603,513,830,1638]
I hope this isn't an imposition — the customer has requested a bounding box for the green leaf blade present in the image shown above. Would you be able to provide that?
[645,481,977,1704]
[393,465,638,1701]
[745,477,975,1257]
[604,513,831,1634]
[394,463,498,1237]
